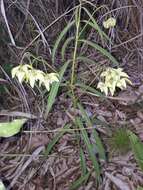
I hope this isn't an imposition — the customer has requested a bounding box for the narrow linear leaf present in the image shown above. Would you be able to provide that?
[128,130,143,170]
[61,36,75,61]
[82,20,111,42]
[52,20,75,64]
[77,103,92,127]
[76,117,100,180]
[75,82,105,97]
[69,172,90,190]
[78,103,106,160]
[80,148,87,175]
[44,60,70,119]
[82,7,110,42]
[44,124,70,156]
[77,56,98,65]
[0,180,6,190]
[92,129,106,160]
[79,39,119,66]
[0,119,27,137]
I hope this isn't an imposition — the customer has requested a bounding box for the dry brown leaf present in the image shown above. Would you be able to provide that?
[105,172,131,190]
[28,134,49,151]
[137,111,143,120]
[98,110,112,117]
[118,90,138,105]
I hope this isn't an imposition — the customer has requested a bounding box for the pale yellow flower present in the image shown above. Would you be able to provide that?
[11,64,32,83]
[97,67,132,96]
[103,17,116,29]
[42,73,59,91]
[11,64,59,91]
[97,82,108,96]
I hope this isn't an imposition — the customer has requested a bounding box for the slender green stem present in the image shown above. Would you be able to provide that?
[70,3,81,106]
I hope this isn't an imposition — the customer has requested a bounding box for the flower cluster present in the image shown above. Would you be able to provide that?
[11,64,59,91]
[103,17,116,29]
[97,67,132,96]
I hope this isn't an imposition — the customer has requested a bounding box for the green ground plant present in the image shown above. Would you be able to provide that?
[44,1,132,187]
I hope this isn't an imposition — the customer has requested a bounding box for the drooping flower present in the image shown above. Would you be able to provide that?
[43,73,59,91]
[97,67,132,96]
[11,64,59,91]
[11,64,32,83]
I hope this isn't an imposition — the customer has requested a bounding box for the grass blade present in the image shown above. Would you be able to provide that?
[69,172,90,190]
[128,130,143,170]
[44,61,70,119]
[52,20,75,64]
[61,36,75,61]
[44,124,70,156]
[82,7,110,42]
[75,117,100,180]
[75,82,104,97]
[77,56,98,65]
[78,103,106,160]
[82,20,110,42]
[92,129,106,160]
[79,39,119,66]
[80,148,87,175]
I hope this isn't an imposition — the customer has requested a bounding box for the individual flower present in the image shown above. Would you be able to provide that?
[28,69,45,88]
[97,81,108,96]
[42,73,59,91]
[11,64,32,83]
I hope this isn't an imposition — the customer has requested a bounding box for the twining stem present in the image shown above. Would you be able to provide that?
[70,3,81,106]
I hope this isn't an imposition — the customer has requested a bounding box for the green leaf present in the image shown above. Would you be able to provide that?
[0,180,6,190]
[61,36,75,61]
[44,124,70,156]
[52,20,75,64]
[80,148,87,175]
[75,117,100,180]
[82,20,110,42]
[78,103,106,160]
[77,56,98,65]
[82,7,109,41]
[0,119,27,137]
[137,187,143,190]
[75,82,105,98]
[109,128,130,153]
[69,172,90,190]
[44,60,70,119]
[79,39,119,66]
[3,63,13,75]
[92,128,106,160]
[128,130,143,170]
